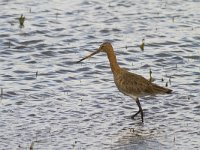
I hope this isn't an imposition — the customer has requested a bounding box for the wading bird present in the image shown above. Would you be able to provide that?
[77,42,172,122]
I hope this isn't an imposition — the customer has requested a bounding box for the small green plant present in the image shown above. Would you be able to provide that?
[165,82,168,87]
[19,14,25,27]
[140,39,145,51]
[149,69,155,82]
[36,71,38,78]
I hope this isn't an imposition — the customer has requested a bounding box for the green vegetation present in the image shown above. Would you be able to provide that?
[140,39,145,51]
[19,14,25,27]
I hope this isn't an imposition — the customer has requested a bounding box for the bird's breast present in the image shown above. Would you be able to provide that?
[114,74,132,95]
[113,72,147,99]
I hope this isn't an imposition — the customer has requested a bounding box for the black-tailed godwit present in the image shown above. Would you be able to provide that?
[77,42,172,122]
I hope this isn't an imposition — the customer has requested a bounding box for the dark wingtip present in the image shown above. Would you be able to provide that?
[166,89,173,94]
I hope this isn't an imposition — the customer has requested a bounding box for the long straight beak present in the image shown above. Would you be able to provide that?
[76,49,100,63]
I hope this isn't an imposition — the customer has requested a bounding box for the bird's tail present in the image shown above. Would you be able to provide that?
[152,84,172,94]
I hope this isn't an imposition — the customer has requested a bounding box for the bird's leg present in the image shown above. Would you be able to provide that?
[131,98,144,122]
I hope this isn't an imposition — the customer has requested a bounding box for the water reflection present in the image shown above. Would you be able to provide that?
[112,126,165,150]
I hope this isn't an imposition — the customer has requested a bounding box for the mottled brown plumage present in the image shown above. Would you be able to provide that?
[115,69,172,98]
[77,42,172,122]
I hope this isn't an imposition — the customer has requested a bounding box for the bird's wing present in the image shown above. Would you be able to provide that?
[115,69,155,97]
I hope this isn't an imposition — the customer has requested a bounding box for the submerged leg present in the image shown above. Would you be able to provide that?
[131,98,144,122]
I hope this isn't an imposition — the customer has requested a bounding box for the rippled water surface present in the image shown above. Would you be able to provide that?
[0,0,200,149]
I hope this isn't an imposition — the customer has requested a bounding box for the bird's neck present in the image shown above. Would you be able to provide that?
[106,49,121,75]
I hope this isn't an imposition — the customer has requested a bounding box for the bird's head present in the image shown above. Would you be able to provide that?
[98,42,113,53]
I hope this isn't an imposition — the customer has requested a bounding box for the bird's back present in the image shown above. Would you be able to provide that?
[114,68,172,98]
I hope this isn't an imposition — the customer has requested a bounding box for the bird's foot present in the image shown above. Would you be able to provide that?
[131,110,144,122]
[131,110,141,119]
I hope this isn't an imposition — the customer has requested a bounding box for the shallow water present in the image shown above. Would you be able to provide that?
[0,0,200,149]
